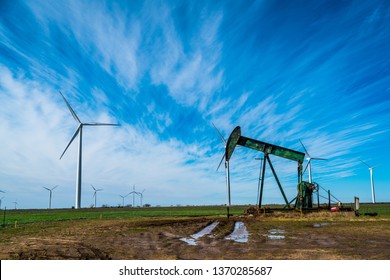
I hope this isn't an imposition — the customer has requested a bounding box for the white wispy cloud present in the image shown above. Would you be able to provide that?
[1,0,389,208]
[0,65,230,208]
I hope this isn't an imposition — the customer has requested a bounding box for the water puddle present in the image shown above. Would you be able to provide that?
[266,228,285,240]
[313,223,330,228]
[267,235,285,240]
[180,222,219,246]
[225,221,249,243]
[179,237,197,246]
[269,229,285,235]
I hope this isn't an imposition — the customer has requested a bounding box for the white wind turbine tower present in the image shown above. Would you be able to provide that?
[299,140,327,207]
[43,185,58,209]
[138,189,146,207]
[91,185,103,208]
[212,123,231,218]
[0,190,5,209]
[299,140,327,183]
[59,91,119,209]
[360,160,376,203]
[119,194,128,207]
[128,185,139,207]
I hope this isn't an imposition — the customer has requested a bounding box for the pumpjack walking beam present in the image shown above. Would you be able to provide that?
[225,126,305,209]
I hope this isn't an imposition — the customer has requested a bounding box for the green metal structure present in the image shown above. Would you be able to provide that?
[225,126,316,211]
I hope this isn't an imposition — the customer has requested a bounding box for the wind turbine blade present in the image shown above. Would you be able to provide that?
[91,184,96,191]
[299,139,310,157]
[60,125,81,159]
[43,187,50,191]
[212,122,227,144]
[83,122,120,126]
[97,189,103,192]
[216,153,226,172]
[303,159,311,174]
[51,185,58,191]
[311,157,327,161]
[59,91,81,123]
[359,159,371,168]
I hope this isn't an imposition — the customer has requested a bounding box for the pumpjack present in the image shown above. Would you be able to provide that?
[224,126,318,214]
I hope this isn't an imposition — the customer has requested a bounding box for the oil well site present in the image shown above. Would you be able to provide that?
[0,124,388,260]
[1,1,389,262]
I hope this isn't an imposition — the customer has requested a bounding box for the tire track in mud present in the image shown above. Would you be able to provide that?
[10,237,111,260]
[4,217,389,260]
[180,220,249,245]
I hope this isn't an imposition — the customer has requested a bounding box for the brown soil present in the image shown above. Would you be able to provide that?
[1,215,389,260]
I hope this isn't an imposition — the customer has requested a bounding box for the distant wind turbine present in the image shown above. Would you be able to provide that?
[299,140,327,183]
[360,160,376,203]
[0,197,4,209]
[138,189,146,207]
[13,201,18,210]
[91,185,103,208]
[300,140,327,208]
[59,91,120,209]
[43,185,58,209]
[212,123,231,218]
[119,194,129,207]
[128,185,140,207]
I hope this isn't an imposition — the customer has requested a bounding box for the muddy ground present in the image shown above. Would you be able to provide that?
[1,214,389,260]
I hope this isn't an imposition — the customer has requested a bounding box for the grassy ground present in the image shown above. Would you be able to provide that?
[1,203,388,226]
[0,204,389,260]
[0,205,248,226]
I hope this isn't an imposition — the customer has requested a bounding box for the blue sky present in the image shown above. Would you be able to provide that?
[0,0,389,209]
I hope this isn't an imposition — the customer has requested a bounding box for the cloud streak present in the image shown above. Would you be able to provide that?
[0,0,389,208]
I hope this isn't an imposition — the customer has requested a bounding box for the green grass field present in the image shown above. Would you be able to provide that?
[0,205,248,226]
[1,203,389,226]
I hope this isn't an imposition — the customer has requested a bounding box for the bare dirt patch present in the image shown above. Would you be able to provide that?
[1,215,389,260]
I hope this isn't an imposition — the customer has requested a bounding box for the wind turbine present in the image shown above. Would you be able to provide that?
[138,189,146,207]
[59,91,120,209]
[91,185,103,208]
[0,190,5,209]
[43,185,58,209]
[212,123,231,218]
[13,201,18,210]
[128,185,139,207]
[299,140,327,183]
[360,160,376,203]
[119,194,129,207]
